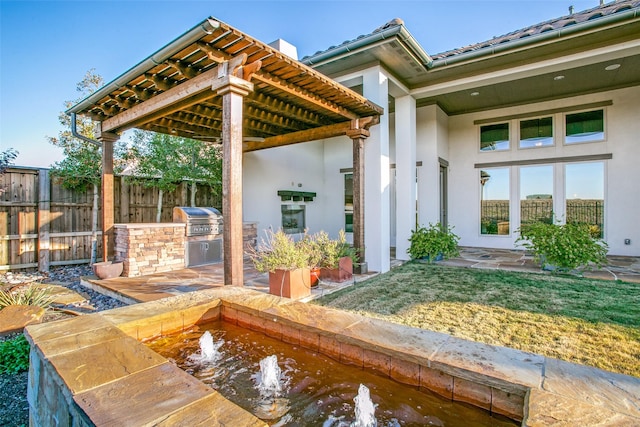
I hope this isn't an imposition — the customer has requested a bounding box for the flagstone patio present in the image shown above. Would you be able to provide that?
[80,247,640,306]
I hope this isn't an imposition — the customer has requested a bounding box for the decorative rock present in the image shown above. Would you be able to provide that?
[0,305,46,336]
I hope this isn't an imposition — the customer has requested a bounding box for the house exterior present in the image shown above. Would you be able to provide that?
[243,0,640,273]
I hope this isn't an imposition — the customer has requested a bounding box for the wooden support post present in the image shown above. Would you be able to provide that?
[347,128,370,267]
[97,129,119,262]
[215,75,254,286]
[37,169,50,272]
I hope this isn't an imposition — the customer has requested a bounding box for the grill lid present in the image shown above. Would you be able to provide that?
[173,207,222,222]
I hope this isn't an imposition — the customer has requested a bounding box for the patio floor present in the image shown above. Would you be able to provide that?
[81,247,640,305]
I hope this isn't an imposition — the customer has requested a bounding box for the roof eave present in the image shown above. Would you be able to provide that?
[301,24,433,70]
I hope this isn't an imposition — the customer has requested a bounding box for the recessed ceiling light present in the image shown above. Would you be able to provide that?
[470,91,480,96]
[553,75,565,81]
[605,64,621,71]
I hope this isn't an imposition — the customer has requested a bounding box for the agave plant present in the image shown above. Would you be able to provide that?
[0,284,54,310]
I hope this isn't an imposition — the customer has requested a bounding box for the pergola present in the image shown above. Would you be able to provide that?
[67,17,382,286]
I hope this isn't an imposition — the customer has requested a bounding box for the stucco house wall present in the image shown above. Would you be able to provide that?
[446,86,639,256]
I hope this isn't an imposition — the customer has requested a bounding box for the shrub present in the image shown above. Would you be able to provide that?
[0,334,30,374]
[516,221,608,272]
[248,229,310,273]
[0,284,53,310]
[408,223,460,262]
[313,229,358,269]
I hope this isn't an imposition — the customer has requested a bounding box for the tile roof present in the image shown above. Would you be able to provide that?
[302,0,639,63]
[431,0,640,59]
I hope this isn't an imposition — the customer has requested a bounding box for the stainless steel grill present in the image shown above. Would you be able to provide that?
[173,207,224,267]
[173,207,223,237]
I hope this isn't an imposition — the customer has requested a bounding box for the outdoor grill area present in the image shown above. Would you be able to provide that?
[114,223,187,277]
[173,207,224,267]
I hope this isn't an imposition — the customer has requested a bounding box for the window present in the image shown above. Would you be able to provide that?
[565,109,604,144]
[520,117,553,148]
[281,205,305,234]
[480,123,509,151]
[344,173,353,232]
[480,168,510,235]
[566,162,604,237]
[520,165,554,227]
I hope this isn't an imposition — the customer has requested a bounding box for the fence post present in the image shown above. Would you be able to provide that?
[37,169,50,272]
[120,176,130,223]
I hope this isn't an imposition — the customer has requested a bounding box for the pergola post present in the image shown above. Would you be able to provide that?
[97,129,119,262]
[215,75,254,286]
[347,127,370,270]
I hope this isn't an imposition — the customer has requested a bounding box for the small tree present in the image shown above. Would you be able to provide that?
[127,130,222,221]
[47,69,126,263]
[0,148,18,196]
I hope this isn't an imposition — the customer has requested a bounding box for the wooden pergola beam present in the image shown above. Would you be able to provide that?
[101,66,220,133]
[253,71,358,120]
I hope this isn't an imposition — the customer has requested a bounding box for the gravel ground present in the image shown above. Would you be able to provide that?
[0,265,128,426]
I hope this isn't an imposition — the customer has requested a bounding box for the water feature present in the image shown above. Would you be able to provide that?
[147,320,516,427]
[194,330,222,362]
[352,384,377,427]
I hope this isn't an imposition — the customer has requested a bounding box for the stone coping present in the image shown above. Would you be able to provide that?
[113,222,186,229]
[25,288,640,426]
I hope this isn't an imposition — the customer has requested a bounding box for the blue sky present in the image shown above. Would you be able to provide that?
[1,0,598,168]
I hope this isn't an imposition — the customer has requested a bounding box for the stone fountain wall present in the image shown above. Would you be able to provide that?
[24,288,640,426]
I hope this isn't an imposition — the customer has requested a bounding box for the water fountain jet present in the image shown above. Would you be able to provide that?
[352,384,377,427]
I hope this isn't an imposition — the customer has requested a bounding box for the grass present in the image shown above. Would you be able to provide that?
[313,261,640,377]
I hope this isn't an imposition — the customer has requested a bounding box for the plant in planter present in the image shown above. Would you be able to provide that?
[407,222,460,262]
[315,230,356,282]
[516,221,608,272]
[248,229,311,299]
[298,231,323,287]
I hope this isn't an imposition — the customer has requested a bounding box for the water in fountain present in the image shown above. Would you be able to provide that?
[258,355,283,396]
[188,331,223,364]
[253,355,290,420]
[352,384,377,427]
[148,321,517,427]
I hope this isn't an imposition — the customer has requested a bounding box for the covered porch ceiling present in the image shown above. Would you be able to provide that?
[68,17,383,149]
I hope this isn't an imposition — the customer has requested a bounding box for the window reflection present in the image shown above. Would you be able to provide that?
[565,110,604,144]
[480,168,510,235]
[480,123,509,151]
[520,165,554,226]
[566,162,604,237]
[520,117,553,148]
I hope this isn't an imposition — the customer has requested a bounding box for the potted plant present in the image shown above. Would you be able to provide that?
[316,230,356,282]
[516,221,608,273]
[407,222,460,262]
[298,231,323,287]
[248,229,311,299]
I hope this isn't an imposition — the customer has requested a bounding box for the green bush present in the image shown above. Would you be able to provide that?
[0,334,30,374]
[408,223,460,262]
[516,221,608,272]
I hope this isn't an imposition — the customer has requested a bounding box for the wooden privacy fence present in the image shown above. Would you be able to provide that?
[0,167,222,271]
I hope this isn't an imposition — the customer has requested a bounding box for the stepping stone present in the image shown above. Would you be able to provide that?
[35,283,89,306]
[0,305,46,336]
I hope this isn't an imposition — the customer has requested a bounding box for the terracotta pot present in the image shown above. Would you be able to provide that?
[320,257,353,282]
[269,267,311,299]
[310,267,321,287]
[92,261,124,279]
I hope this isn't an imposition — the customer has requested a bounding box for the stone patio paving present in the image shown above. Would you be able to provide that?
[81,247,640,305]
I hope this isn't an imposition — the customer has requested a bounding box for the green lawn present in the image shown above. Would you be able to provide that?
[313,262,640,377]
